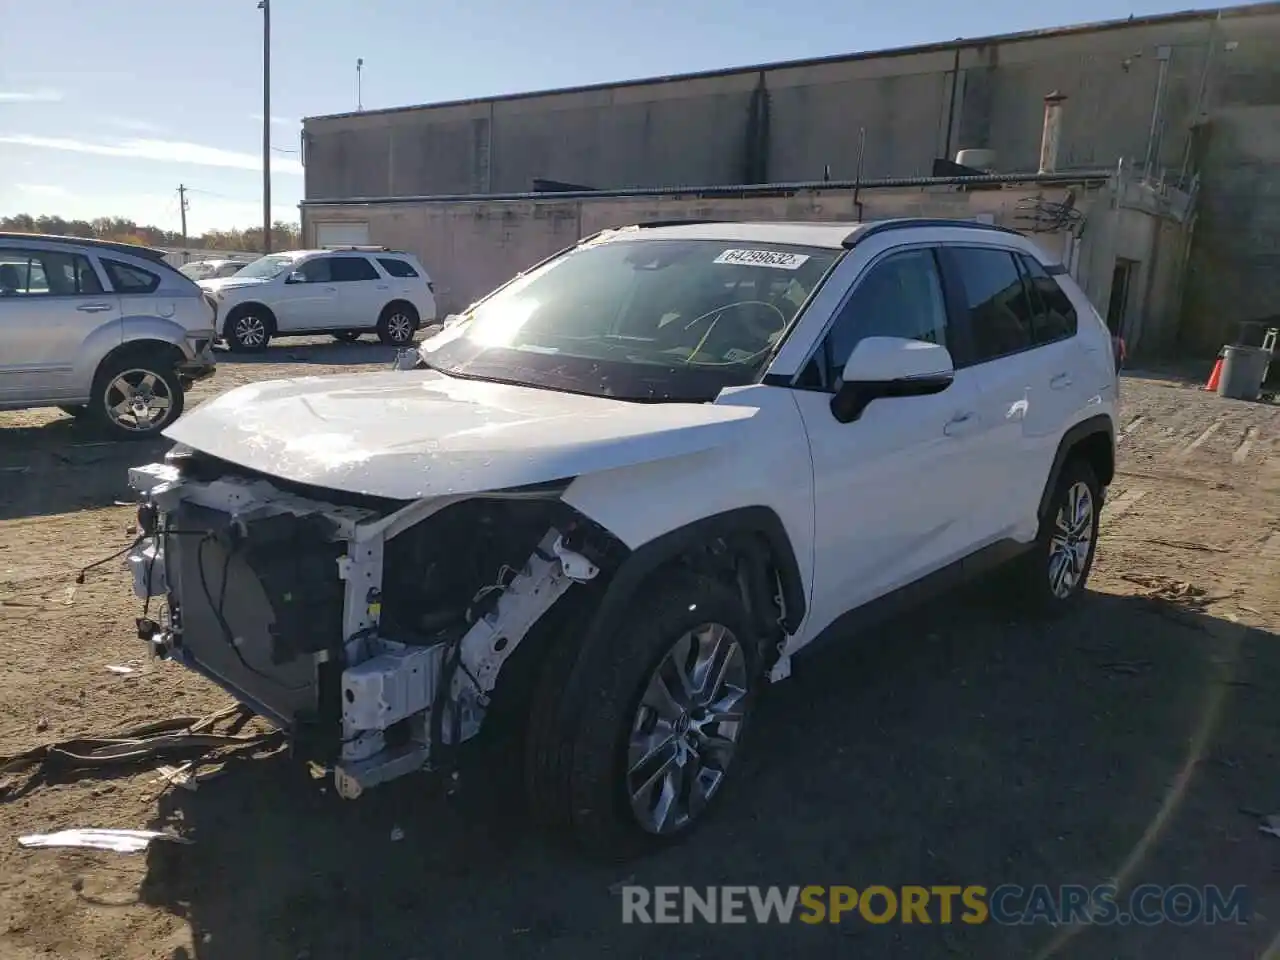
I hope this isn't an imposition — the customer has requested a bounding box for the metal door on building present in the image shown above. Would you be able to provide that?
[314,221,370,248]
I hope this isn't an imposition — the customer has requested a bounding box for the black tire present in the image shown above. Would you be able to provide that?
[526,571,761,860]
[1010,457,1101,615]
[58,405,88,419]
[332,331,362,343]
[224,305,274,352]
[88,348,186,440]
[376,302,419,346]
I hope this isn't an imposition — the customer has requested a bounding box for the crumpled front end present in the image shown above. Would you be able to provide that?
[127,448,619,799]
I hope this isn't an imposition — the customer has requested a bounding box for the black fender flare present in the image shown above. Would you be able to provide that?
[1037,414,1116,520]
[585,506,806,643]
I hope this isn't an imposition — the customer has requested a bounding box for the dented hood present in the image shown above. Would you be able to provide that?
[163,370,757,500]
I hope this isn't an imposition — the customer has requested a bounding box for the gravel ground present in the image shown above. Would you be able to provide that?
[0,341,1277,960]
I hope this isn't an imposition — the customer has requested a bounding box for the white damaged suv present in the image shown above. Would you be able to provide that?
[126,219,1116,857]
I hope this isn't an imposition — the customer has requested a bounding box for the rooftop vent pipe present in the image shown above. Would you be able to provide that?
[1039,91,1067,174]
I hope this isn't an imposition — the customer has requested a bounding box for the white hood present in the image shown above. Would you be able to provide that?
[164,370,757,500]
[199,276,273,294]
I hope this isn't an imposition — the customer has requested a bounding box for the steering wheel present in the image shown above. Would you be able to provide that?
[681,300,788,365]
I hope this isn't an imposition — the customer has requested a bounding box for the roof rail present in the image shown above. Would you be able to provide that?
[842,217,1022,248]
[320,244,396,252]
[633,219,727,229]
[0,231,170,262]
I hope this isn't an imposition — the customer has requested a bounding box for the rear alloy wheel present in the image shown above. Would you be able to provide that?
[225,308,272,352]
[526,572,760,859]
[1012,458,1101,614]
[89,353,185,440]
[377,304,418,346]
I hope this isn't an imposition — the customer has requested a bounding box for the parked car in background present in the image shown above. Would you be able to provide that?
[199,246,437,350]
[0,233,217,438]
[179,259,250,282]
[127,219,1116,857]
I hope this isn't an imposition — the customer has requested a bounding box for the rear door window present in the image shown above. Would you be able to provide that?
[329,256,380,282]
[948,247,1034,363]
[0,249,103,296]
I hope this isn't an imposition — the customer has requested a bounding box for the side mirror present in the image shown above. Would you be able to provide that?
[830,336,955,423]
[285,270,306,284]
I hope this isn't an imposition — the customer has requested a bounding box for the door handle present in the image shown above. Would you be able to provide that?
[1050,373,1073,390]
[944,411,977,436]
[76,303,113,313]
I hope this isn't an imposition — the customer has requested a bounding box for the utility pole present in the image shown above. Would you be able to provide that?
[177,184,189,246]
[356,58,363,111]
[259,0,272,253]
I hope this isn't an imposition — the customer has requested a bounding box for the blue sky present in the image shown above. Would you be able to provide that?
[0,0,1231,234]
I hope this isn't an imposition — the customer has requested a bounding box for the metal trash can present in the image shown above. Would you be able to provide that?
[1217,344,1271,401]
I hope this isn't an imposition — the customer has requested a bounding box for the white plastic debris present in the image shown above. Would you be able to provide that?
[390,826,405,842]
[18,828,191,853]
[105,665,136,675]
[1259,814,1280,839]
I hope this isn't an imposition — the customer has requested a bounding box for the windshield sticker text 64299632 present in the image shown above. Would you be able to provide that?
[713,249,811,270]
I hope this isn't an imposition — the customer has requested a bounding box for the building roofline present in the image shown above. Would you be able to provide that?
[298,169,1115,207]
[302,3,1274,124]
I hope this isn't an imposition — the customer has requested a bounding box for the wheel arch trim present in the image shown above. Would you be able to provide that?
[1037,414,1115,520]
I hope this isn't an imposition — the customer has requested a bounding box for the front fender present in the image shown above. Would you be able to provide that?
[562,383,815,627]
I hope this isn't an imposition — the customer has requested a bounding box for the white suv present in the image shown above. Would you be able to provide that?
[200,247,437,351]
[126,219,1116,858]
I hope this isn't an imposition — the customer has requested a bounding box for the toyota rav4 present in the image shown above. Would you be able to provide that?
[126,219,1117,858]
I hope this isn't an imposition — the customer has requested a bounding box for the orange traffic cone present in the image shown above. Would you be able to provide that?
[1205,356,1223,392]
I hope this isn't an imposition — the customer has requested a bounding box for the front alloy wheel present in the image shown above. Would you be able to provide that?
[627,623,749,836]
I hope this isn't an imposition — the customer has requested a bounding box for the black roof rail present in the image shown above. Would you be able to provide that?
[0,231,170,262]
[632,219,727,229]
[842,217,1022,248]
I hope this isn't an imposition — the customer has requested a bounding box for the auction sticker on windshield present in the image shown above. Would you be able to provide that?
[714,249,811,270]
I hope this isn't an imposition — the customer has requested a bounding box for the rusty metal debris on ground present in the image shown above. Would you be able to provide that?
[18,828,191,854]
[0,704,280,794]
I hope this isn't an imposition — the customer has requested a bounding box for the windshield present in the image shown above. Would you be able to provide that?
[179,262,212,280]
[421,237,839,402]
[234,254,295,279]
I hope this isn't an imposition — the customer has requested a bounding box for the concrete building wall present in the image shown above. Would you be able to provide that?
[301,7,1280,200]
[302,182,1148,321]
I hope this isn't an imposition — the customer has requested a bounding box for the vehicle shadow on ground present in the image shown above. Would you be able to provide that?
[138,590,1280,960]
[0,421,168,522]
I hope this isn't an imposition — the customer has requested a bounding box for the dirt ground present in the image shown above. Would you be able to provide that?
[0,342,1277,960]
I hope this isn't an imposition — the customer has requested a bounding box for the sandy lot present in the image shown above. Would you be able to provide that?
[0,343,1278,960]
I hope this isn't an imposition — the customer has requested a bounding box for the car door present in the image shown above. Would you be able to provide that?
[938,245,1043,544]
[0,247,118,404]
[327,255,383,328]
[788,245,989,635]
[273,256,338,330]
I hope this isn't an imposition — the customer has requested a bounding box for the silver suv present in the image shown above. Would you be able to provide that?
[0,233,218,439]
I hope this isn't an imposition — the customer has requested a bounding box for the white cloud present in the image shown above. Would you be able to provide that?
[0,89,63,103]
[0,133,303,175]
[251,113,297,127]
[15,183,71,198]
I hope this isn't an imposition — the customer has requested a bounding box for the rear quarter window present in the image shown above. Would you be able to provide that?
[378,257,419,278]
[102,258,161,294]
